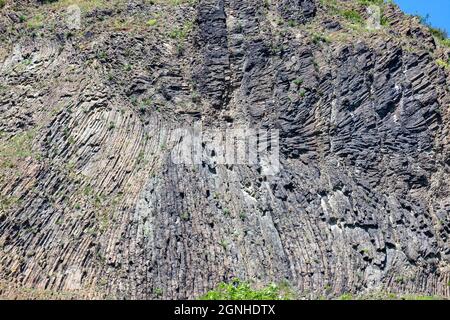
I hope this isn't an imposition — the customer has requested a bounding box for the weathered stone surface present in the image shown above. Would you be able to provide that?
[0,0,449,299]
[277,0,317,25]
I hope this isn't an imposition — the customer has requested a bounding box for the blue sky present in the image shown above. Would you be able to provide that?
[395,0,450,34]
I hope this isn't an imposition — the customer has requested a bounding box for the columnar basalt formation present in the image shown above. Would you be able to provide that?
[0,0,449,299]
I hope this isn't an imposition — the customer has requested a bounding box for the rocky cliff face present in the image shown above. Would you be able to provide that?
[0,0,449,299]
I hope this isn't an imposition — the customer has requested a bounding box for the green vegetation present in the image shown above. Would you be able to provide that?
[440,38,450,47]
[83,185,93,196]
[320,0,391,29]
[44,0,109,12]
[436,58,450,70]
[147,19,158,27]
[287,20,297,28]
[153,287,163,297]
[338,293,353,300]
[429,26,448,42]
[395,276,405,284]
[169,21,193,40]
[416,14,450,48]
[123,63,132,72]
[26,14,45,30]
[191,90,200,102]
[136,151,145,165]
[199,278,294,300]
[218,239,228,250]
[292,78,303,86]
[357,0,388,5]
[140,97,152,111]
[312,33,330,45]
[0,195,20,217]
[341,9,363,24]
[0,130,36,170]
[0,0,6,9]
[180,212,189,221]
[97,51,108,61]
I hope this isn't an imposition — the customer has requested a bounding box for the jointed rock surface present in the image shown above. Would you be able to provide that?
[0,0,449,299]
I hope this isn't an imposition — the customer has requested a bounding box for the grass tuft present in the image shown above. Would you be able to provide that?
[199,278,294,300]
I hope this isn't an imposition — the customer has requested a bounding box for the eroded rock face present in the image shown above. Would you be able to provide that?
[277,0,317,24]
[0,0,449,299]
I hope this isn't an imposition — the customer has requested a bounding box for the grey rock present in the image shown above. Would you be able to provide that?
[0,0,449,300]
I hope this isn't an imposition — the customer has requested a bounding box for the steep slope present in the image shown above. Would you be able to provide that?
[0,0,449,299]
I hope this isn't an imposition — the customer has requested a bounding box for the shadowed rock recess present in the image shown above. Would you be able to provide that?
[0,0,449,299]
